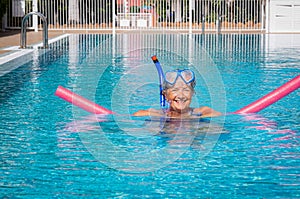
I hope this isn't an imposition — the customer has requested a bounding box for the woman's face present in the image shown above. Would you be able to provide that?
[164,78,194,113]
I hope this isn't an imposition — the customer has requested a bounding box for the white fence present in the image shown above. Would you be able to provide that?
[4,0,266,32]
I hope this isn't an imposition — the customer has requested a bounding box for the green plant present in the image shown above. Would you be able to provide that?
[206,12,217,23]
[0,0,10,19]
[130,6,140,13]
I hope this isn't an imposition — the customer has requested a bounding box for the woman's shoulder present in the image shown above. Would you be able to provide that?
[194,106,222,117]
[194,106,210,113]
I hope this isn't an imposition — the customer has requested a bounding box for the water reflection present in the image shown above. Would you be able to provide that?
[60,114,226,173]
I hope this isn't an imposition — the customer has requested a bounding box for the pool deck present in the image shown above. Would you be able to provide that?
[0,30,66,54]
[0,29,268,54]
[0,29,142,54]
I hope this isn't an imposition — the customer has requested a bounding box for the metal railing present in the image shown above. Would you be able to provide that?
[20,11,48,48]
[4,0,266,33]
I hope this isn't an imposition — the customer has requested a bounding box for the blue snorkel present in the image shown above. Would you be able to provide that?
[151,55,166,110]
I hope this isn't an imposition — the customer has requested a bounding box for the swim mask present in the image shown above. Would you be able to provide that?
[164,69,195,85]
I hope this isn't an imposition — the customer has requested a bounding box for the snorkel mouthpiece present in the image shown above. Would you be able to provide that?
[152,55,159,63]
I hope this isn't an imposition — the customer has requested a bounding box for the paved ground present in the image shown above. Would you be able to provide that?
[0,29,267,56]
[0,30,65,54]
[0,29,136,55]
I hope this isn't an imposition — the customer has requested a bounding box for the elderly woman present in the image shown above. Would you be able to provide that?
[133,69,221,118]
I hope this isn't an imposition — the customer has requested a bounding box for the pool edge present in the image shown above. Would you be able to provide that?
[0,34,70,77]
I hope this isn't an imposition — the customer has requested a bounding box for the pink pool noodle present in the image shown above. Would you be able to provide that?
[234,75,300,114]
[55,86,113,114]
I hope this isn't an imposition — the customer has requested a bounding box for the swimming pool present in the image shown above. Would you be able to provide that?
[0,33,299,198]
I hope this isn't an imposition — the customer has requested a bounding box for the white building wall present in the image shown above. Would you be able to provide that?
[68,0,80,24]
[269,0,300,32]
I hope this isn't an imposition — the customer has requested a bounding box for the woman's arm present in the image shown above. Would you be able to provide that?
[132,108,163,116]
[132,109,150,116]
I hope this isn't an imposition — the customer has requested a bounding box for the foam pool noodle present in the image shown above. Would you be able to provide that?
[55,86,113,114]
[234,75,300,114]
[55,74,299,115]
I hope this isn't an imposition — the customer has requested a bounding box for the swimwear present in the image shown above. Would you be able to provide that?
[189,108,202,117]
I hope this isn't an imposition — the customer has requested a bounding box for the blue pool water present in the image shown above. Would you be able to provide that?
[0,34,299,198]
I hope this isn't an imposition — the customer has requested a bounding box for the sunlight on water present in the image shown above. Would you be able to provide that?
[0,34,299,198]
